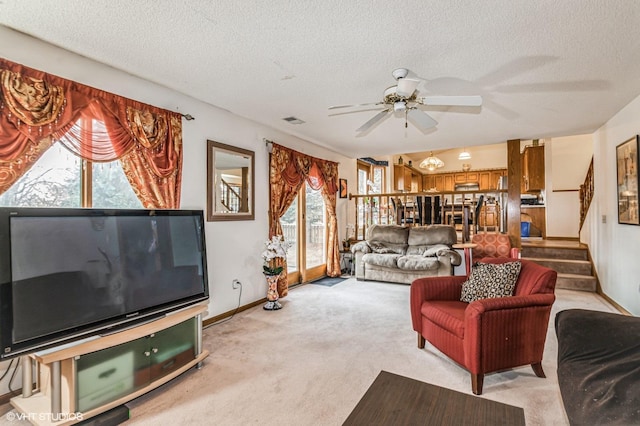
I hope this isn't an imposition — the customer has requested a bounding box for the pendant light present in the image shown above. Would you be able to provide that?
[458,148,471,160]
[419,152,444,171]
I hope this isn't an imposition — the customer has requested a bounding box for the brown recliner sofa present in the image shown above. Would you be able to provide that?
[351,224,461,284]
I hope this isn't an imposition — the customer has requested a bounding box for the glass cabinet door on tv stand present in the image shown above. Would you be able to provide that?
[76,317,198,412]
[10,305,208,426]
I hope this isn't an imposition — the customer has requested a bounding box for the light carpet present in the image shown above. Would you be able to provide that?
[1,278,618,426]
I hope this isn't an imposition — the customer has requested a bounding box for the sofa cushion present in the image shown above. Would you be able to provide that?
[366,224,409,244]
[362,253,402,268]
[369,240,407,255]
[424,244,452,257]
[405,243,446,256]
[460,261,522,303]
[396,255,440,271]
[407,225,457,246]
[421,301,466,339]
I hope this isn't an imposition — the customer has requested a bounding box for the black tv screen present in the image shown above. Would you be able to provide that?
[0,208,209,358]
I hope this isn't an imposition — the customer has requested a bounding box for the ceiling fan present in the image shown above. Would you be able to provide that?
[329,68,482,133]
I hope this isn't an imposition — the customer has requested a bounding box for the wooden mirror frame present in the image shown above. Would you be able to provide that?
[207,140,255,221]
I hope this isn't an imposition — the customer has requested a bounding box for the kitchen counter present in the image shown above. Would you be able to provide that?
[521,204,545,208]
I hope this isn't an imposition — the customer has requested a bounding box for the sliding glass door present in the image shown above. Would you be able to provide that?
[280,182,327,284]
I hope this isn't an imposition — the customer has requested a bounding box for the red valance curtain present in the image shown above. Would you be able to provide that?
[269,143,340,297]
[0,58,183,208]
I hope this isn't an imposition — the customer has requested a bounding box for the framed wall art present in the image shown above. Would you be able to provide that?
[339,178,348,199]
[616,135,639,225]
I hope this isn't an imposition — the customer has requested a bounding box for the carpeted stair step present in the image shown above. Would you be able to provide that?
[556,273,597,292]
[522,257,592,276]
[521,246,588,261]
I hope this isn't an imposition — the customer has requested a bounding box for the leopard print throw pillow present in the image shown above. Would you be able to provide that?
[460,261,522,303]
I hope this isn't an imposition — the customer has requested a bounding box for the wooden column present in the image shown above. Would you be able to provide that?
[507,139,522,249]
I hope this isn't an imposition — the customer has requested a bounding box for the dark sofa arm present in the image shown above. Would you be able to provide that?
[555,309,640,426]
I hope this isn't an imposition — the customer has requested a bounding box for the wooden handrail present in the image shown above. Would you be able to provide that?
[349,190,507,242]
[221,178,241,212]
[579,157,594,231]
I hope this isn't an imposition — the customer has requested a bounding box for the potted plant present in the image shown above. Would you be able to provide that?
[261,235,292,310]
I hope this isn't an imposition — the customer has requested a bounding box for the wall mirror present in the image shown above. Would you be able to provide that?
[207,140,255,221]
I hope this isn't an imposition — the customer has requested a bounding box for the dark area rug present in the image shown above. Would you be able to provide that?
[309,276,347,287]
[343,371,525,426]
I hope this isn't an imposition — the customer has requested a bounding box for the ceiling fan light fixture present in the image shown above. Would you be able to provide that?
[458,148,471,160]
[392,68,409,80]
[419,152,444,171]
[393,101,406,112]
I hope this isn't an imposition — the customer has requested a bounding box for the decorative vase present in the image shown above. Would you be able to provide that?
[263,274,282,310]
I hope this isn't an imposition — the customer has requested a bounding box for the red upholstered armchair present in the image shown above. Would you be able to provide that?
[410,258,557,395]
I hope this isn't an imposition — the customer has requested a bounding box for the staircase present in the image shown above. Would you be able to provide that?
[521,241,597,292]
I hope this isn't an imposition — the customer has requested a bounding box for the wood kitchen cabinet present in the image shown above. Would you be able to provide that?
[454,172,467,183]
[393,164,410,191]
[394,164,421,192]
[432,174,454,191]
[423,174,435,191]
[443,174,454,191]
[523,145,545,192]
[465,171,479,183]
[490,170,505,190]
[426,168,506,191]
[479,171,491,190]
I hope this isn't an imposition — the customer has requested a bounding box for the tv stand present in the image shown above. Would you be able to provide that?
[11,304,208,426]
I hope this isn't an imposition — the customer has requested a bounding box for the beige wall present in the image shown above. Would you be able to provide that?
[545,134,593,238]
[0,25,358,393]
[586,93,640,316]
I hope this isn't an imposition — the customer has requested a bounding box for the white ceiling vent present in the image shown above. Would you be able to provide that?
[282,116,305,125]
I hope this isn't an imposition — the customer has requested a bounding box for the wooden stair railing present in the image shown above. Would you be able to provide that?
[579,157,594,231]
[349,190,507,242]
[221,178,241,212]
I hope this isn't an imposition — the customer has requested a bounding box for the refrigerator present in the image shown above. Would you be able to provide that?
[498,176,508,233]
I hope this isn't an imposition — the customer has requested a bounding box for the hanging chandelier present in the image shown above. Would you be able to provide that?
[419,152,444,171]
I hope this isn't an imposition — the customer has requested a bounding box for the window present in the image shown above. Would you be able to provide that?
[90,161,142,208]
[0,121,142,209]
[0,145,81,207]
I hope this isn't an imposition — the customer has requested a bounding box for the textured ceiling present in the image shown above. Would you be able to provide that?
[1,1,640,159]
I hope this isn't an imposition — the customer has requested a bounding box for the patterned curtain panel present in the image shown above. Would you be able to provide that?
[0,58,183,208]
[269,143,340,297]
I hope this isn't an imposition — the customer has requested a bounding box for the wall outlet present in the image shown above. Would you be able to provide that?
[232,279,241,289]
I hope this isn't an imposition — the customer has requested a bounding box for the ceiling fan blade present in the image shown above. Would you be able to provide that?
[407,109,437,132]
[356,109,390,133]
[421,95,483,107]
[328,102,382,110]
[396,78,420,97]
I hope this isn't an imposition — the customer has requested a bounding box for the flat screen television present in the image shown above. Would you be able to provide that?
[0,207,209,359]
